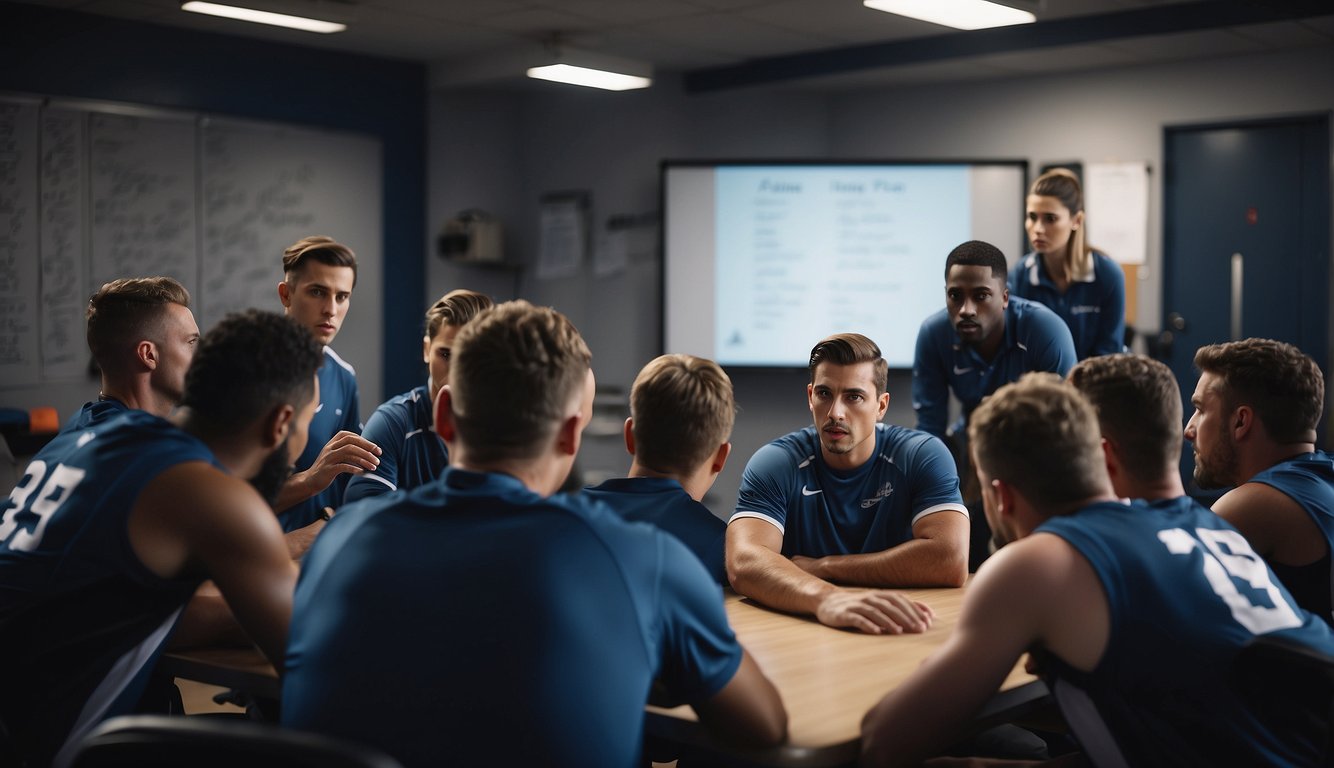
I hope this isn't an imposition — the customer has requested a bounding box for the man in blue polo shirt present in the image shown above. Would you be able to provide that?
[283,301,786,768]
[585,353,735,584]
[1186,338,1334,627]
[913,239,1076,567]
[726,333,965,636]
[344,289,492,503]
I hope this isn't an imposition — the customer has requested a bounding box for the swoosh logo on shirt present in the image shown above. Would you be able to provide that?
[801,486,823,496]
[953,366,973,374]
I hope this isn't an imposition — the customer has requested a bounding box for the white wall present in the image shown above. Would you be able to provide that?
[426,44,1334,512]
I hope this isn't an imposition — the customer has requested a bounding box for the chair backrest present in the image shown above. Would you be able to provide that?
[68,715,404,768]
[1232,633,1334,765]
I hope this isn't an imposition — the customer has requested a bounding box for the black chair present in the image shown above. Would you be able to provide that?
[68,715,404,768]
[1232,634,1334,766]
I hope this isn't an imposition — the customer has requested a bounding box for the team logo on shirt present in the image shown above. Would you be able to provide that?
[860,482,894,508]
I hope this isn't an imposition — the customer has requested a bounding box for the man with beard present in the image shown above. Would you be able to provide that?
[726,333,965,635]
[913,239,1076,568]
[1185,338,1334,627]
[861,373,1334,768]
[0,310,318,767]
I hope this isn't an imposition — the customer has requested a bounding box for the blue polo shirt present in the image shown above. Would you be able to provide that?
[1009,250,1126,360]
[912,296,1077,439]
[344,385,447,504]
[585,476,727,584]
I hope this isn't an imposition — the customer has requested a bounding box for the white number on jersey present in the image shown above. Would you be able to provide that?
[1157,527,1302,635]
[0,460,87,552]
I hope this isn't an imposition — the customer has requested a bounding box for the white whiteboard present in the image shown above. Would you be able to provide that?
[0,95,384,423]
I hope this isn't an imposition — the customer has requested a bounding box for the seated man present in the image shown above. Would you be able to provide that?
[1186,338,1334,626]
[913,239,1077,568]
[585,353,735,584]
[0,311,318,767]
[344,288,492,503]
[861,373,1334,767]
[272,235,380,545]
[283,301,786,768]
[727,333,965,635]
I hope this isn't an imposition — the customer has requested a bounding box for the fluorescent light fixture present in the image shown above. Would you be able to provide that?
[526,64,651,91]
[864,0,1035,30]
[181,1,346,33]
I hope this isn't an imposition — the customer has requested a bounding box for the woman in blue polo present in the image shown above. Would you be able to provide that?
[1010,168,1126,359]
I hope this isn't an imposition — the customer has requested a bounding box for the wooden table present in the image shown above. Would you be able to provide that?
[158,585,1046,767]
[645,587,1046,768]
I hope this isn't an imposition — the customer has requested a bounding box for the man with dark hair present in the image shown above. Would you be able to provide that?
[1186,338,1334,626]
[272,236,380,541]
[726,332,965,635]
[913,239,1077,567]
[283,301,787,768]
[862,373,1334,768]
[585,353,736,583]
[0,310,320,767]
[344,288,492,503]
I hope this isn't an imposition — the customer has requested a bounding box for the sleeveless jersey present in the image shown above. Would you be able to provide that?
[1247,451,1334,627]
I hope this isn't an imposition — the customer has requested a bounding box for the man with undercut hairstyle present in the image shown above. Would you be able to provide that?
[862,373,1334,768]
[1185,338,1334,627]
[727,332,965,636]
[284,301,786,768]
[345,288,492,503]
[585,353,735,584]
[272,236,380,544]
[0,311,319,767]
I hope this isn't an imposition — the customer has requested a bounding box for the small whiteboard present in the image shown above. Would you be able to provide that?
[1085,161,1149,265]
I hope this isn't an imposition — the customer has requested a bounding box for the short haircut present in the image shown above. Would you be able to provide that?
[1069,354,1182,482]
[1194,339,1324,444]
[180,310,322,434]
[86,277,191,374]
[944,240,1008,281]
[808,333,889,396]
[449,300,592,463]
[969,372,1108,510]
[425,289,493,340]
[630,354,735,476]
[282,235,358,287]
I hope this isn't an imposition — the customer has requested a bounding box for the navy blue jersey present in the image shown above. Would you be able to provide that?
[1037,496,1334,767]
[1009,251,1126,360]
[283,468,743,768]
[585,476,727,584]
[282,346,361,530]
[0,411,215,766]
[912,296,1077,438]
[1247,451,1334,626]
[344,385,447,504]
[731,424,965,558]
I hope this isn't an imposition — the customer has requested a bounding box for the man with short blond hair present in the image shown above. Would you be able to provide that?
[1186,338,1334,626]
[586,353,736,582]
[861,373,1334,767]
[727,332,966,636]
[272,236,380,537]
[284,301,786,768]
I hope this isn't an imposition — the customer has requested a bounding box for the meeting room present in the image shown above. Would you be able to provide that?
[3,1,1334,766]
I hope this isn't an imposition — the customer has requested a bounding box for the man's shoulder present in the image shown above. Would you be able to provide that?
[322,346,357,376]
[749,428,819,472]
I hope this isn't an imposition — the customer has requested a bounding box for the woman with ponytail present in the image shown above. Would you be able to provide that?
[1009,168,1126,359]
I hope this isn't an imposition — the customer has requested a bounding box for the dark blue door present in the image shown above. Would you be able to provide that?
[1163,116,1330,498]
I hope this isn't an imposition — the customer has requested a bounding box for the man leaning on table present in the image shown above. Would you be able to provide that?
[726,333,968,636]
[861,372,1334,767]
[282,300,786,768]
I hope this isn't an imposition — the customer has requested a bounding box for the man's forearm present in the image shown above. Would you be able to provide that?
[809,537,967,588]
[273,471,316,514]
[729,545,839,616]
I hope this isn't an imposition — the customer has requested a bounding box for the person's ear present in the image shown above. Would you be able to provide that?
[1233,405,1254,441]
[422,336,431,366]
[555,413,582,458]
[265,403,296,450]
[1100,436,1121,481]
[277,280,292,308]
[1072,210,1085,231]
[435,385,456,442]
[137,340,159,371]
[711,442,732,474]
[623,417,636,456]
[877,391,890,420]
[993,477,1017,519]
